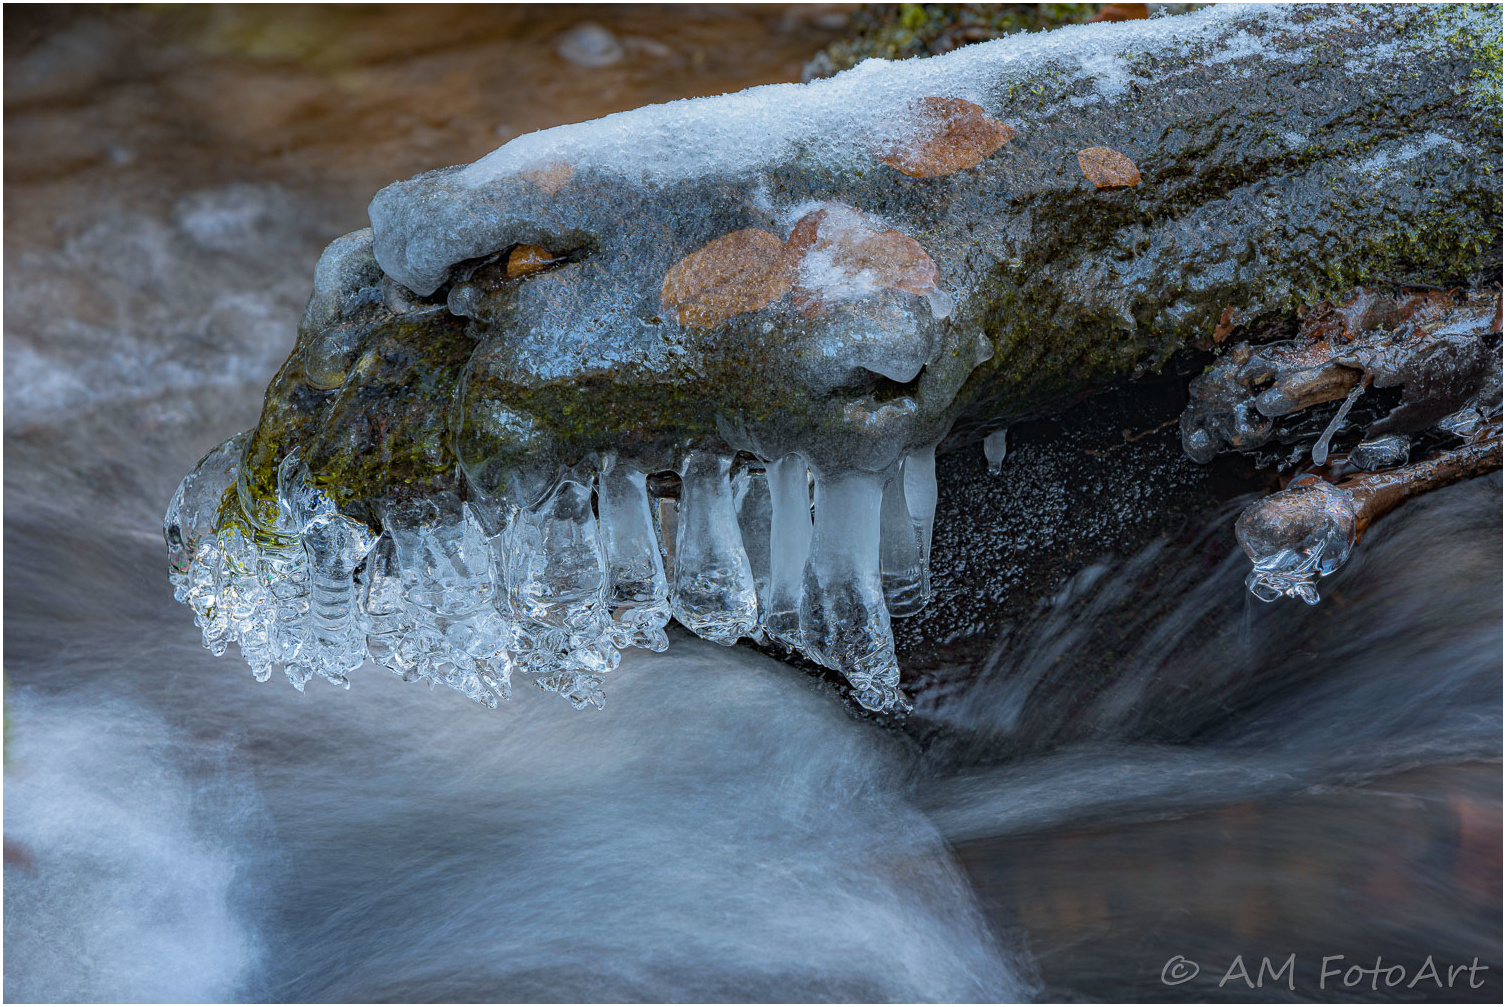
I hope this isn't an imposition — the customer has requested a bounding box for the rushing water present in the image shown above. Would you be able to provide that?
[5,7,1501,1003]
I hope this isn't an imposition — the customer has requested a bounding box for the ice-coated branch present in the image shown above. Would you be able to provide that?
[1237,426,1502,604]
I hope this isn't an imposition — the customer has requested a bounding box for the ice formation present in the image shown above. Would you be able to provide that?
[1235,476,1357,605]
[165,4,1499,710]
[167,430,940,711]
[1183,285,1502,604]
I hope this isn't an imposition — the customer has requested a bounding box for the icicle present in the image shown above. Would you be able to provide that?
[799,469,909,713]
[670,452,758,645]
[598,455,671,652]
[732,464,773,641]
[383,491,495,617]
[358,533,412,673]
[281,463,379,686]
[164,432,248,577]
[503,471,617,698]
[983,429,1008,474]
[164,432,250,655]
[168,437,945,711]
[301,512,378,682]
[1312,381,1364,466]
[764,454,813,649]
[903,443,938,588]
[879,462,928,617]
[218,522,276,680]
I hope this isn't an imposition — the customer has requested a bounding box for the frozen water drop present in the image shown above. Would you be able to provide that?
[1236,477,1357,605]
[983,429,1008,474]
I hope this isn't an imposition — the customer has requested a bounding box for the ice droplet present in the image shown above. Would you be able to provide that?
[983,429,1008,474]
[1236,476,1357,605]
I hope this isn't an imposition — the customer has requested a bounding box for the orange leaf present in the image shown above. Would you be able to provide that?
[1077,146,1141,188]
[879,97,1016,178]
[505,244,559,280]
[1213,305,1238,344]
[660,229,792,328]
[518,162,574,195]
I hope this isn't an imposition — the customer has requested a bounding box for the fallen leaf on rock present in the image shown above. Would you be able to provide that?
[506,244,560,280]
[1078,146,1142,188]
[1213,305,1239,344]
[786,205,944,315]
[661,229,792,327]
[519,162,574,195]
[879,96,1016,178]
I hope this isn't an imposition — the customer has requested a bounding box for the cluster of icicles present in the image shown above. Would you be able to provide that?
[166,434,940,713]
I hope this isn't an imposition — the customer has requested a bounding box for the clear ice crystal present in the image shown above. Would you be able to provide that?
[732,465,774,643]
[799,470,910,713]
[670,452,759,646]
[169,433,931,713]
[598,456,672,652]
[1235,476,1357,605]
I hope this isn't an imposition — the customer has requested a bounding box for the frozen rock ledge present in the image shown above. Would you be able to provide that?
[165,5,1501,713]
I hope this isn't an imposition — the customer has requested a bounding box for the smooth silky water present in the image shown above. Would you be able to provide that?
[5,7,1500,1002]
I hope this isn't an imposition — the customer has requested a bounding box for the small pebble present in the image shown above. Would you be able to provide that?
[555,22,624,68]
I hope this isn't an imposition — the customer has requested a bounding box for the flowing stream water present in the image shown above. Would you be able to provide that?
[5,7,1500,1002]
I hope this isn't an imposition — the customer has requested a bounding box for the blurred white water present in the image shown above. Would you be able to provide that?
[4,555,1031,1001]
[3,694,261,1004]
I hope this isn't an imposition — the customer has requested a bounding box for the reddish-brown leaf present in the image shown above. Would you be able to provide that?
[1091,3,1150,22]
[786,206,940,314]
[1212,305,1239,344]
[1077,146,1142,188]
[660,229,792,328]
[880,97,1016,178]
